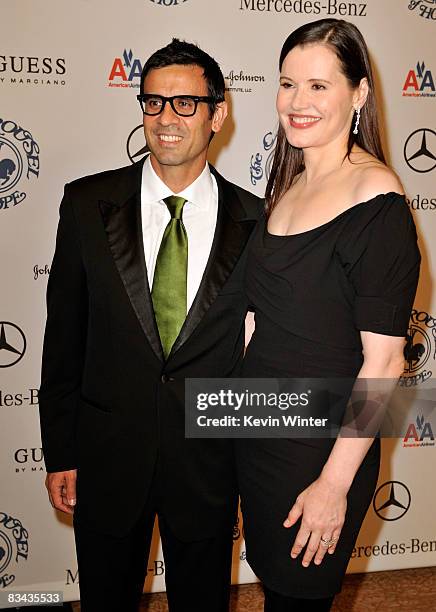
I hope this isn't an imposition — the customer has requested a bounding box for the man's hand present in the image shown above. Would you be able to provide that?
[45,469,77,515]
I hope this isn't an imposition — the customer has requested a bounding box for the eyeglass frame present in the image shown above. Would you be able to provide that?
[136,93,224,117]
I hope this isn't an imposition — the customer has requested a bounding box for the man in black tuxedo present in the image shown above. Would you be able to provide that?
[39,39,262,611]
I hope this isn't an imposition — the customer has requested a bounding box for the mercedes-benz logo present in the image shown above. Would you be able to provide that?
[0,321,26,368]
[373,480,411,521]
[126,125,149,164]
[404,128,436,173]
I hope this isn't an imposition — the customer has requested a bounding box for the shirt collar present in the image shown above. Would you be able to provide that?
[142,155,214,209]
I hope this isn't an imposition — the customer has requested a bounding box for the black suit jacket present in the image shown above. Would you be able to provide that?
[39,158,263,539]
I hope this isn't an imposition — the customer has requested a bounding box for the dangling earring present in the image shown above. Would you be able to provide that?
[353,107,360,135]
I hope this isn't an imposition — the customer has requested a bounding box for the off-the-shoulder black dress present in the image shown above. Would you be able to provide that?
[235,193,420,598]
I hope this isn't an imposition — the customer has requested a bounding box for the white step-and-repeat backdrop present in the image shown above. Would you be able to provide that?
[1,0,435,601]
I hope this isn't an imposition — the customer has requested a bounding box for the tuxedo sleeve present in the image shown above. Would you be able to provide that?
[39,184,88,472]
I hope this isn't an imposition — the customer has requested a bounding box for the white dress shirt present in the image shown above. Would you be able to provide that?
[141,155,218,311]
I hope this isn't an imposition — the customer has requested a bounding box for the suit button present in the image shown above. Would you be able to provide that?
[161,374,174,383]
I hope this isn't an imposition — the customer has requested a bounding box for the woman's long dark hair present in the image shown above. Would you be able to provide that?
[266,19,386,215]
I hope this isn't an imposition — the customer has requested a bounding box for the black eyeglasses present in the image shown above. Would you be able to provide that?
[137,94,221,117]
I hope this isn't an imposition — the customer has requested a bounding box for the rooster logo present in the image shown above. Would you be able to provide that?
[0,158,16,187]
[0,142,18,188]
[404,328,425,369]
[403,325,431,374]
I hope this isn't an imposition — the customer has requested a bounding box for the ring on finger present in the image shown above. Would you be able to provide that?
[320,537,337,548]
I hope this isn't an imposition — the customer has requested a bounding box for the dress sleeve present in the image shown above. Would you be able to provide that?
[337,193,421,336]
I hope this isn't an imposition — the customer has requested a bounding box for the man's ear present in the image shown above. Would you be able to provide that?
[211,101,228,134]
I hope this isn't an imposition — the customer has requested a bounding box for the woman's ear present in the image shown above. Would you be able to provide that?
[354,77,369,110]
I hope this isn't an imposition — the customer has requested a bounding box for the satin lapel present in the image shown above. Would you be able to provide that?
[169,173,256,358]
[99,192,164,362]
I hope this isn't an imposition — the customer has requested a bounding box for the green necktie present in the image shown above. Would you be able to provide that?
[152,195,188,359]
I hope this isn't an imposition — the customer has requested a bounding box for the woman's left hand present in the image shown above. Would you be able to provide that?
[283,477,348,567]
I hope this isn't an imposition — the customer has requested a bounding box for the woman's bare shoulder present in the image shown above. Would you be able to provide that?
[350,151,404,204]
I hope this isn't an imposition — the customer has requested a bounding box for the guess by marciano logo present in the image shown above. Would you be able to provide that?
[0,55,66,87]
[408,0,436,21]
[14,448,44,473]
[403,62,435,97]
[239,0,367,16]
[0,118,40,212]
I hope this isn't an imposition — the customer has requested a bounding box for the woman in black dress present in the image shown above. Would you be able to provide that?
[236,19,420,611]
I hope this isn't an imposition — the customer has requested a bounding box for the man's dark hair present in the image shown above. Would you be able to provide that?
[140,38,225,116]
